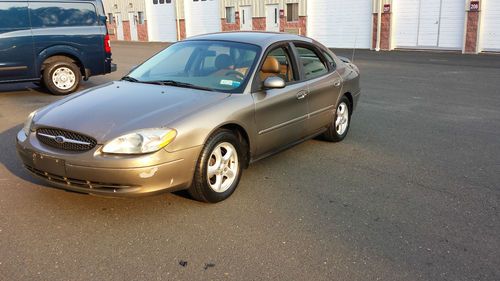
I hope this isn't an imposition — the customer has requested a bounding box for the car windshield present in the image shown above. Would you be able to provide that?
[128,40,261,93]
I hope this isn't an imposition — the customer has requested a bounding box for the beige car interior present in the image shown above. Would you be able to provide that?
[259,51,294,82]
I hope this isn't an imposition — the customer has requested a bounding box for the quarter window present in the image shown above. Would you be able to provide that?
[30,2,97,28]
[295,46,328,80]
[322,50,336,69]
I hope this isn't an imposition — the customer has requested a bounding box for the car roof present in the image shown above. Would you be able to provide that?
[185,31,315,48]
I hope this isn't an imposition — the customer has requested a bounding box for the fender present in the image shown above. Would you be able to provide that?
[36,45,86,75]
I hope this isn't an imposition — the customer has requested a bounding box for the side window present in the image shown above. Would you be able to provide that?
[30,2,97,28]
[0,2,30,32]
[295,46,328,80]
[259,46,295,83]
[322,50,336,69]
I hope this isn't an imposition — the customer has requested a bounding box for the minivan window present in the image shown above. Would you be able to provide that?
[30,2,98,28]
[0,2,30,31]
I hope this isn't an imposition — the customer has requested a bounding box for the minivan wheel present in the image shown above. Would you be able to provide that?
[322,95,351,142]
[189,129,243,203]
[43,60,81,95]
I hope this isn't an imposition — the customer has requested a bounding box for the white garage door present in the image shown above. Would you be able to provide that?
[145,0,178,42]
[184,0,221,38]
[480,0,500,52]
[394,0,465,49]
[307,0,372,48]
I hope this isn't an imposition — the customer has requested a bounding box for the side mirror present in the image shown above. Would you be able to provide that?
[263,76,285,89]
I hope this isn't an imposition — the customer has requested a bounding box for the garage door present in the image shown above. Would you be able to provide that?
[394,0,465,49]
[307,0,372,48]
[184,0,220,38]
[145,0,178,42]
[480,0,500,52]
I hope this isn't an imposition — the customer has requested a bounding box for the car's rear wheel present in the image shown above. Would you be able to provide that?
[43,59,81,95]
[323,95,351,142]
[189,129,243,203]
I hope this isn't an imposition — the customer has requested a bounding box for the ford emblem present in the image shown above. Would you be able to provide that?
[54,136,65,144]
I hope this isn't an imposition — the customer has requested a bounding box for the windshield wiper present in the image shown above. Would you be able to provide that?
[121,76,140,82]
[146,80,215,92]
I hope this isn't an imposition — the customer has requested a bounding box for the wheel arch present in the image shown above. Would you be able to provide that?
[37,46,86,78]
[341,91,354,113]
[214,122,252,169]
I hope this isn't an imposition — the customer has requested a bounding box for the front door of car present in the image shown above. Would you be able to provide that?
[0,1,35,81]
[293,44,342,135]
[252,45,308,157]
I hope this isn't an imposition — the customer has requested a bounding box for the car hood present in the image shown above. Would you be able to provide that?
[34,81,230,143]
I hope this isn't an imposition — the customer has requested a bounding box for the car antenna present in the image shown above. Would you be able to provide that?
[351,26,358,63]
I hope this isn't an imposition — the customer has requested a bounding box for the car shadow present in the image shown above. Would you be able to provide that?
[0,124,194,201]
[0,82,52,95]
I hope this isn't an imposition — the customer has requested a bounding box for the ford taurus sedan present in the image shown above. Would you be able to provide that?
[16,32,361,203]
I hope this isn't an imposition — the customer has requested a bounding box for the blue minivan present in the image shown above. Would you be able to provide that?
[0,0,116,95]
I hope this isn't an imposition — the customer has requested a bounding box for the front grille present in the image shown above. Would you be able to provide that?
[36,128,97,152]
[25,165,138,192]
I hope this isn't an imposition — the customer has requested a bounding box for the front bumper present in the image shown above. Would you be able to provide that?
[16,130,201,197]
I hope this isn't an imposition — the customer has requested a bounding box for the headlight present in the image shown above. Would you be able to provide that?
[23,111,36,136]
[102,128,177,154]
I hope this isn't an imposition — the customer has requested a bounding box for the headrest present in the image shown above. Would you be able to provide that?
[215,54,234,70]
[261,56,280,73]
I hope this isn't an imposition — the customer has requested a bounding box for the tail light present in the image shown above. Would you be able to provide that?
[104,34,111,53]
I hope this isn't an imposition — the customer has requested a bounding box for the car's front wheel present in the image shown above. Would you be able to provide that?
[189,129,243,203]
[323,95,351,142]
[42,59,81,95]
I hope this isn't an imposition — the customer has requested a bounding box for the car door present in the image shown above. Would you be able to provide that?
[293,43,342,135]
[0,1,35,81]
[252,44,309,157]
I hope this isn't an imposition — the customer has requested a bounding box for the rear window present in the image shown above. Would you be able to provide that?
[0,2,30,30]
[30,2,98,28]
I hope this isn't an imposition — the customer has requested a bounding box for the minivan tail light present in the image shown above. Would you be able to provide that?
[104,34,111,53]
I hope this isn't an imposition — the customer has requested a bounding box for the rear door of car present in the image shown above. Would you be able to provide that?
[291,42,343,136]
[0,1,36,81]
[251,43,309,157]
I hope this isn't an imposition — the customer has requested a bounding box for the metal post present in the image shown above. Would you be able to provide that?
[376,0,382,51]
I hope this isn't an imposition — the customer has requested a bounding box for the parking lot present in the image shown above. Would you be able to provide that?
[0,42,499,280]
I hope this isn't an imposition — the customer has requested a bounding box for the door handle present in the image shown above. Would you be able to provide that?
[333,81,341,87]
[296,91,308,100]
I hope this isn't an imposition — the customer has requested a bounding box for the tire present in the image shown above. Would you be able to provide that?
[322,95,352,142]
[42,59,81,95]
[188,129,244,203]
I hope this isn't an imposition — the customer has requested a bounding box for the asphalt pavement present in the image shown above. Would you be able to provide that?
[0,41,499,281]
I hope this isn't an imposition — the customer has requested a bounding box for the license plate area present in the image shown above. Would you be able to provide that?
[33,153,66,176]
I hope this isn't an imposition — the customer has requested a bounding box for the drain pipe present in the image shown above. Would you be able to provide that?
[376,0,382,51]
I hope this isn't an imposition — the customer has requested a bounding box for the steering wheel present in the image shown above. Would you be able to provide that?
[224,70,245,80]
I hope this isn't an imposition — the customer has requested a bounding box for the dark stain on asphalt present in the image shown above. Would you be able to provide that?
[204,263,215,270]
[179,260,188,267]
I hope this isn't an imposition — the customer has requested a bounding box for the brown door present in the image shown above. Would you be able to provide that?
[294,44,342,135]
